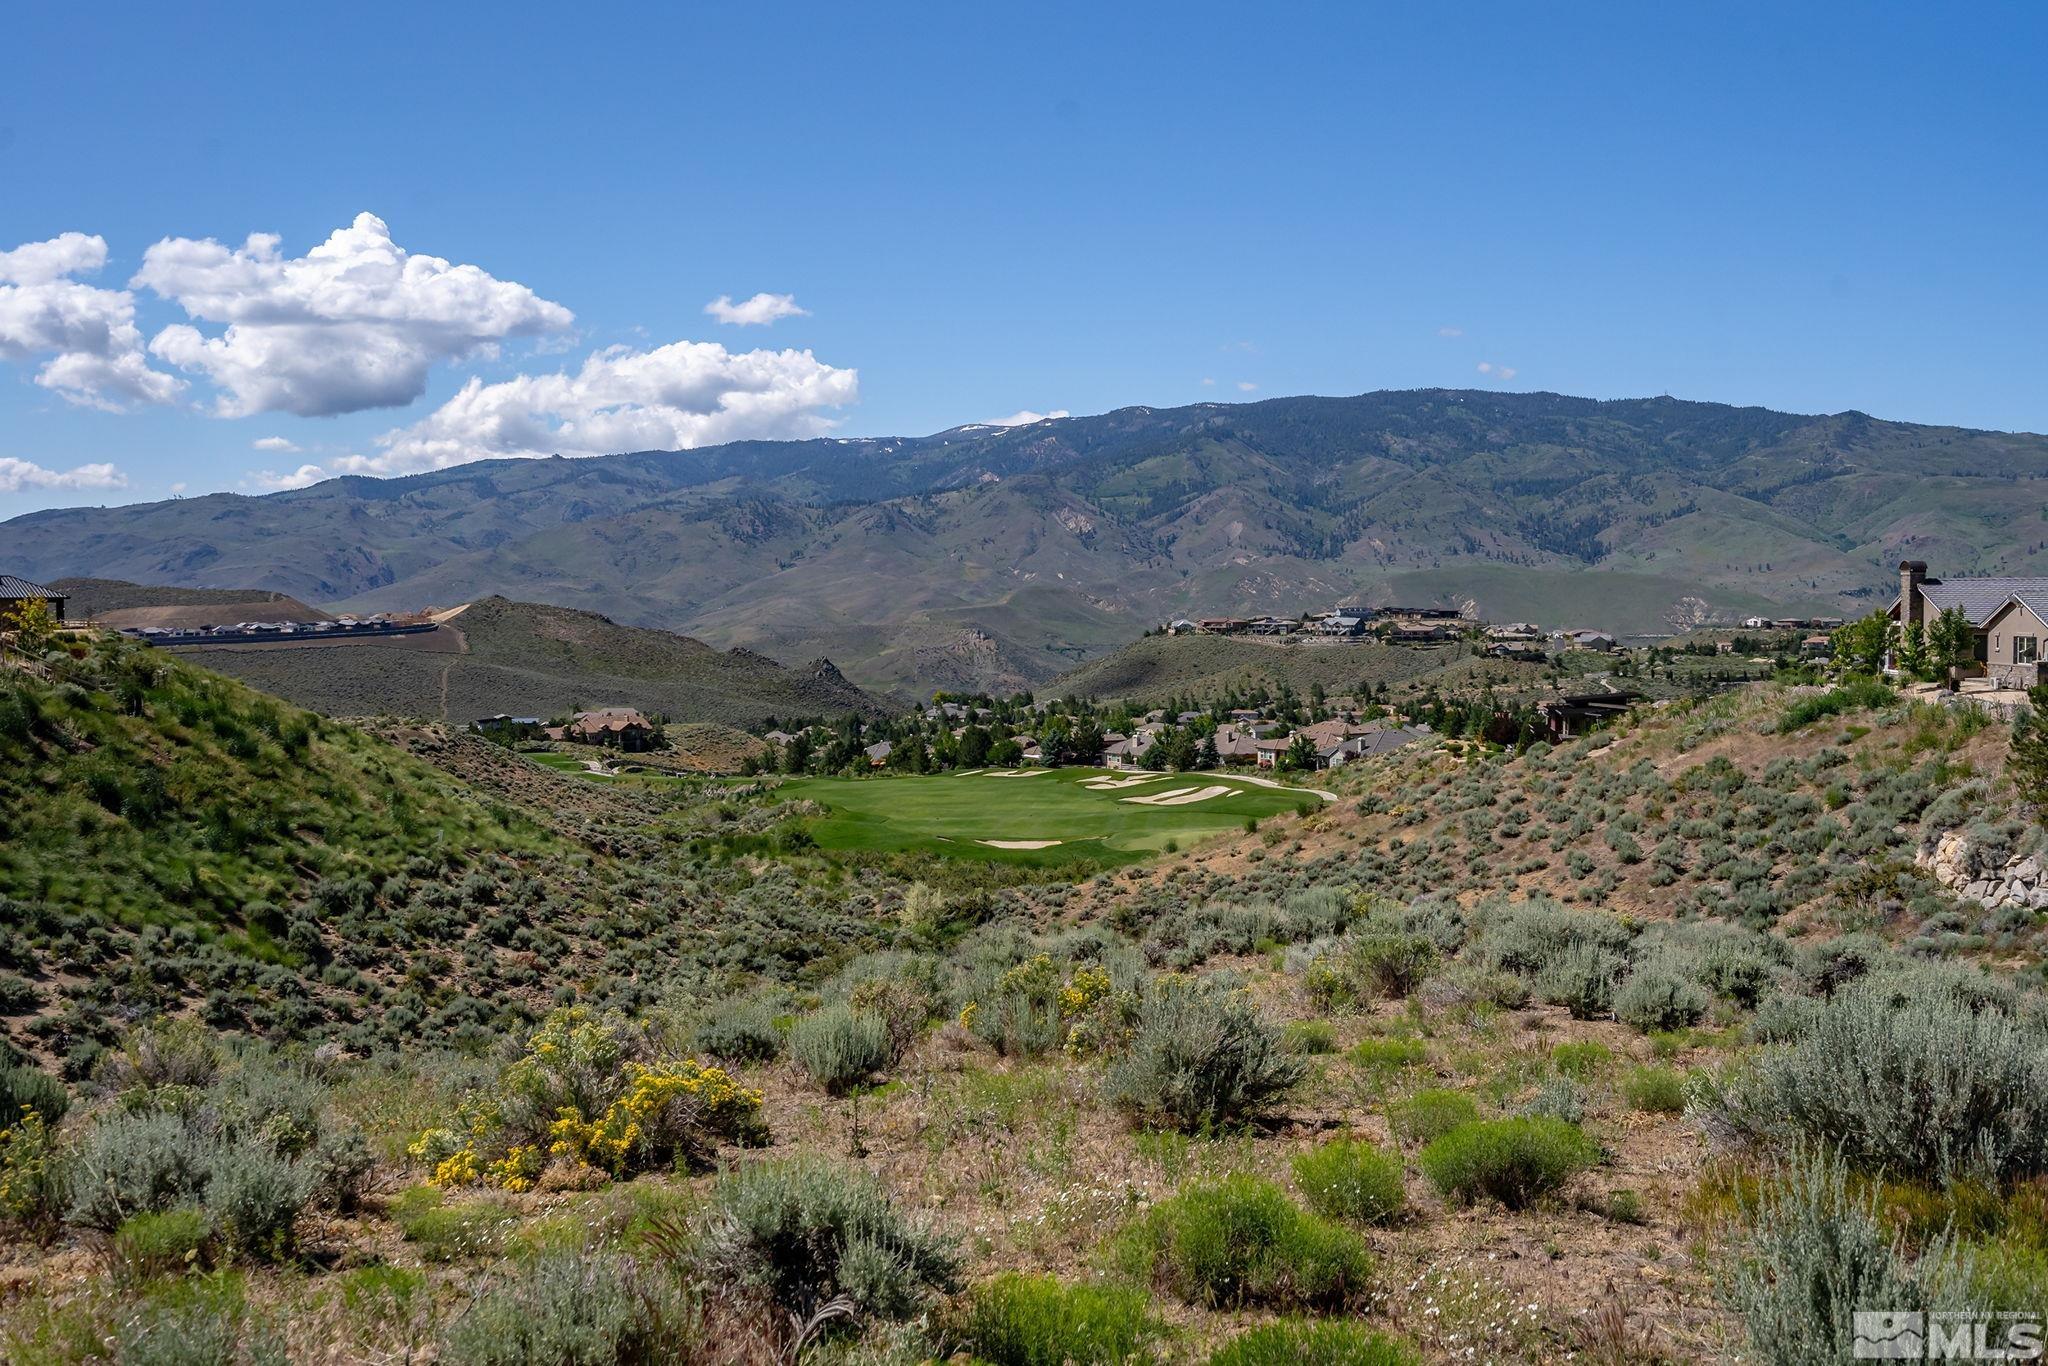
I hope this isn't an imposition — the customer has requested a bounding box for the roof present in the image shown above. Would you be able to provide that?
[1901,577,2048,627]
[0,575,63,599]
[569,707,653,734]
[1323,726,1431,759]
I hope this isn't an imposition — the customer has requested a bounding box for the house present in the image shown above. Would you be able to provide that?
[1487,642,1547,661]
[1211,724,1261,763]
[1317,725,1432,769]
[471,715,544,738]
[0,574,66,627]
[566,707,658,751]
[1889,561,2048,682]
[1017,738,1044,763]
[1741,616,1772,629]
[1165,618,1199,634]
[863,740,894,766]
[1800,635,1833,658]
[1315,615,1365,637]
[1485,622,1543,642]
[1198,618,1248,634]
[1383,605,1462,620]
[1101,736,1147,770]
[1384,623,1454,645]
[1247,616,1295,636]
[763,729,798,746]
[1253,736,1295,769]
[1537,691,1644,742]
[1561,629,1617,651]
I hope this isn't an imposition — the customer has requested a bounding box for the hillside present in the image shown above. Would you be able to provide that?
[9,389,2047,694]
[50,576,332,628]
[147,594,888,727]
[1051,632,1483,702]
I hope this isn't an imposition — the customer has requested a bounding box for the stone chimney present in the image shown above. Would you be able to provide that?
[1900,560,1929,629]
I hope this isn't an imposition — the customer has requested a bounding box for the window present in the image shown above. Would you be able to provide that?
[2018,637,2039,665]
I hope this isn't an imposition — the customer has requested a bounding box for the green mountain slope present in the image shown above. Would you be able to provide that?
[74,591,889,726]
[9,390,2047,692]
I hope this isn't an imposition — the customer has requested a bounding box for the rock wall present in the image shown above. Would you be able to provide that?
[1917,827,2048,910]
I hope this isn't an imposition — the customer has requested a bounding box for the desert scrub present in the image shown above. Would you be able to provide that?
[392,1186,519,1261]
[1102,978,1303,1132]
[1207,1319,1420,1366]
[1534,944,1623,1019]
[694,1155,959,1338]
[1549,1040,1613,1079]
[1291,1138,1406,1225]
[1419,1117,1598,1209]
[411,1006,764,1187]
[1108,1173,1371,1310]
[440,1249,697,1366]
[1696,988,2048,1182]
[1727,1147,1972,1365]
[1282,1019,1338,1055]
[790,1003,895,1094]
[949,1272,1160,1366]
[1387,1088,1480,1146]
[1613,967,1710,1033]
[112,1206,211,1280]
[690,996,784,1063]
[1348,1036,1428,1075]
[1621,1065,1688,1114]
[0,1065,67,1126]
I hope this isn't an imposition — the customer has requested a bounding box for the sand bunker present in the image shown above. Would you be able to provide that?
[977,838,1064,849]
[984,769,1052,778]
[1083,774,1175,791]
[1121,784,1233,807]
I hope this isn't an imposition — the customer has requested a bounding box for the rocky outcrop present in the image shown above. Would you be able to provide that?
[1917,827,2048,910]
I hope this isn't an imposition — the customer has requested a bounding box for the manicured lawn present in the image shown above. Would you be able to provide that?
[774,767,1322,865]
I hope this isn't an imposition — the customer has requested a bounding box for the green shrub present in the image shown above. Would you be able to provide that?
[1348,1037,1427,1074]
[307,1127,373,1213]
[1776,676,1896,733]
[1282,1020,1338,1055]
[392,1186,517,1262]
[1207,1319,1420,1366]
[1697,988,2048,1182]
[0,1064,68,1125]
[1418,1118,1598,1209]
[1386,1088,1479,1146]
[1549,1041,1612,1079]
[1344,930,1438,999]
[440,1249,695,1366]
[1614,968,1710,1033]
[951,1272,1159,1366]
[113,1206,211,1279]
[204,1142,314,1262]
[691,998,785,1064]
[1291,1139,1405,1226]
[790,1004,893,1095]
[0,973,40,1013]
[1519,1077,1585,1126]
[1109,1174,1370,1310]
[1727,1148,1972,1364]
[694,1156,958,1334]
[1102,979,1303,1133]
[1622,1066,1688,1114]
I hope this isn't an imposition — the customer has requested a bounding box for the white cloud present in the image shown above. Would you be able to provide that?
[1438,326,1464,338]
[169,482,187,494]
[0,232,184,409]
[1200,377,1217,387]
[346,339,859,477]
[251,435,299,452]
[134,212,573,418]
[985,409,1069,426]
[1476,361,1518,381]
[249,463,329,491]
[0,456,128,494]
[703,292,808,326]
[1236,381,1258,392]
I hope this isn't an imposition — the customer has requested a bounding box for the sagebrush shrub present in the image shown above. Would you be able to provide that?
[1291,1138,1405,1225]
[1728,1148,1973,1365]
[1110,1174,1371,1310]
[1418,1118,1598,1208]
[951,1272,1159,1366]
[66,1110,212,1231]
[441,1249,695,1366]
[694,1156,958,1334]
[1614,968,1710,1033]
[206,1141,314,1262]
[1206,1319,1420,1366]
[1697,988,2048,1182]
[1386,1088,1479,1146]
[790,1004,894,1095]
[1102,979,1303,1132]
[691,999,784,1064]
[1535,945,1622,1019]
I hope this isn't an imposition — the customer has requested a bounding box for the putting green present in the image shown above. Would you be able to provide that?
[774,767,1322,864]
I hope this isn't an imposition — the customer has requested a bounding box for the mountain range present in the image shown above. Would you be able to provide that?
[7,389,2045,696]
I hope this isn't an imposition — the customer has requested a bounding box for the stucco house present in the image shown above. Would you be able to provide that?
[1889,561,2048,685]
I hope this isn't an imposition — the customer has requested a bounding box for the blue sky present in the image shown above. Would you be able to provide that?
[2,2,2044,516]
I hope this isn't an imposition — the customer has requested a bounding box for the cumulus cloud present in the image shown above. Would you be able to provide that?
[985,408,1068,426]
[1476,361,1518,381]
[1200,377,1217,387]
[1236,381,1258,392]
[340,339,859,477]
[0,233,184,409]
[0,455,128,495]
[703,292,808,326]
[249,463,328,491]
[1438,326,1464,337]
[251,435,299,452]
[134,212,573,418]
